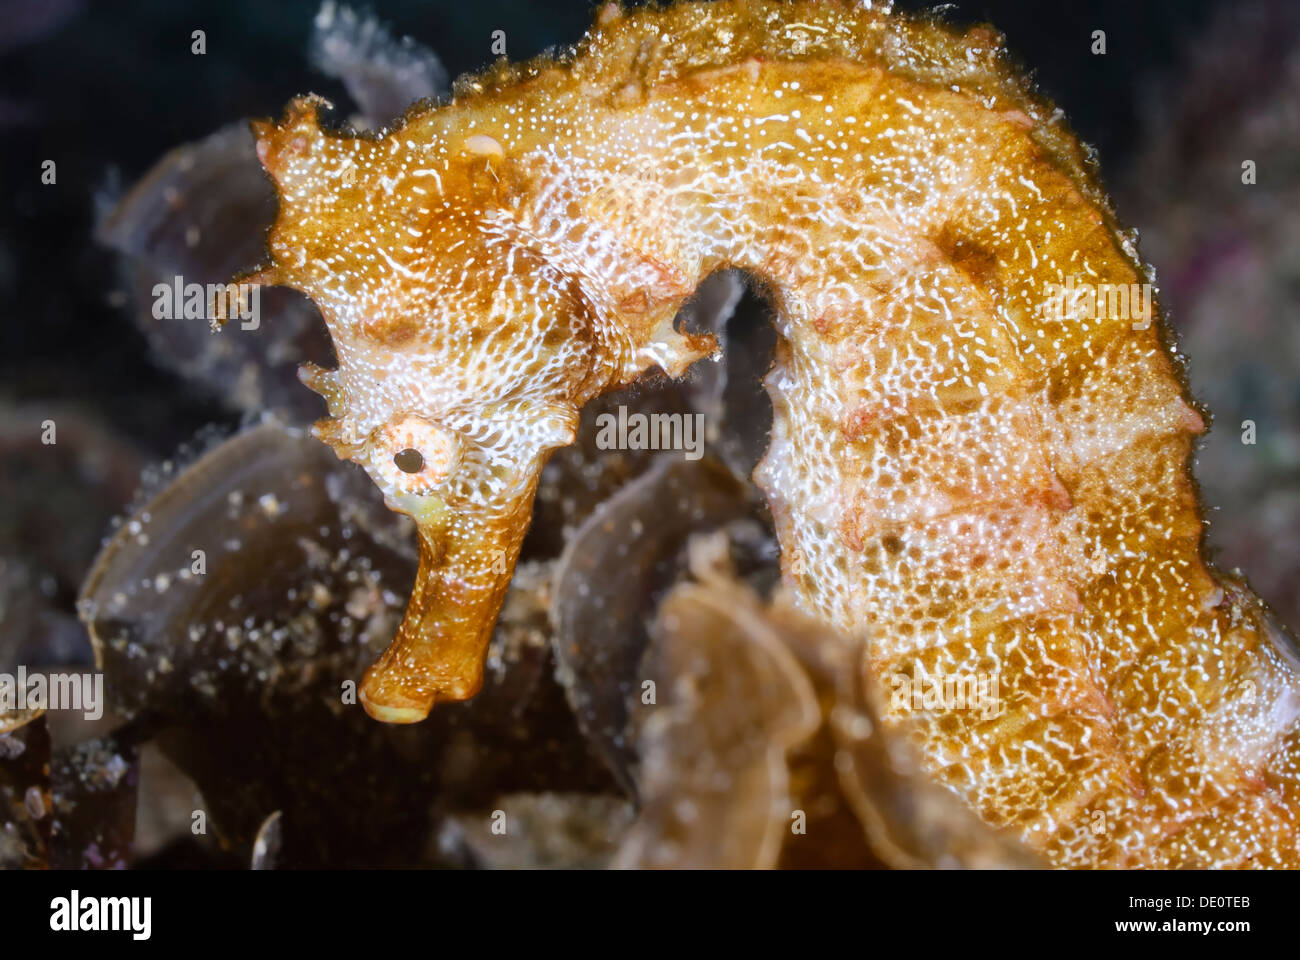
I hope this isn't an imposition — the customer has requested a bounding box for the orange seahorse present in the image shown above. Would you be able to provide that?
[240,0,1300,867]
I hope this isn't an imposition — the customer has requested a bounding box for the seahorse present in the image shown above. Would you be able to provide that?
[240,0,1300,867]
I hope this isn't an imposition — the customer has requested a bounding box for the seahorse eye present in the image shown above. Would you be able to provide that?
[370,415,460,495]
[393,448,424,474]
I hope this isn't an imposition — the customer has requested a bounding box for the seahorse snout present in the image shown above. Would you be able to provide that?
[357,476,539,723]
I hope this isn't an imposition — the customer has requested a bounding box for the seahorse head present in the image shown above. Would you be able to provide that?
[247,96,609,721]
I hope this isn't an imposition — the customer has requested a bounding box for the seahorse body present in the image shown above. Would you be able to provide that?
[247,0,1300,867]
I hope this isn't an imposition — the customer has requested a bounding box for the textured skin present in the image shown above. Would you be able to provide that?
[246,0,1300,866]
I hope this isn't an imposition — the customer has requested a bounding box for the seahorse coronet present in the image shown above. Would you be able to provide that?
[246,0,1300,867]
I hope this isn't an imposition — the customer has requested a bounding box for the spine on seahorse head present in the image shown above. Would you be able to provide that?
[245,0,1300,866]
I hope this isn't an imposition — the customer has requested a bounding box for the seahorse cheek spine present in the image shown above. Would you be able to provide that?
[246,0,1300,867]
